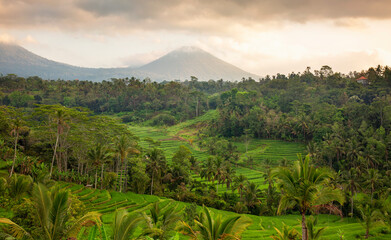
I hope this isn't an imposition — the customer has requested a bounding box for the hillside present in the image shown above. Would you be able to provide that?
[58,181,391,239]
[0,43,258,81]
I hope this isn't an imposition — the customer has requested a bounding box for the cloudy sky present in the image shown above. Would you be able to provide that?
[1,0,391,76]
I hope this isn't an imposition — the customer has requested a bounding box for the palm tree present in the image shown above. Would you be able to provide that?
[0,183,100,240]
[88,144,112,189]
[271,223,301,240]
[142,201,181,240]
[113,135,140,192]
[49,108,69,178]
[272,154,344,240]
[9,117,23,177]
[363,168,381,203]
[200,157,215,183]
[306,216,327,240]
[213,157,226,194]
[8,174,32,200]
[243,182,261,210]
[112,209,142,240]
[222,163,235,189]
[232,174,247,200]
[180,205,251,240]
[359,203,385,239]
[341,168,361,217]
[146,149,167,195]
[189,156,200,174]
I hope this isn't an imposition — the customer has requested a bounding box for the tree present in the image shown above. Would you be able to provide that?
[49,108,69,178]
[363,168,381,203]
[114,134,140,192]
[359,202,385,239]
[0,184,100,240]
[243,182,261,212]
[341,168,361,217]
[272,154,344,240]
[88,144,112,189]
[180,205,251,240]
[200,157,216,183]
[271,223,301,240]
[213,157,226,194]
[232,174,248,200]
[145,148,167,195]
[9,117,23,177]
[306,216,327,240]
[142,201,181,240]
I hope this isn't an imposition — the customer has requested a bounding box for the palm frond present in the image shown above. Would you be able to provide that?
[65,211,101,238]
[0,218,33,240]
[32,183,51,238]
[50,190,69,239]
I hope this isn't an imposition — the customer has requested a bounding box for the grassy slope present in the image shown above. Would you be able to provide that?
[128,110,305,192]
[59,181,391,240]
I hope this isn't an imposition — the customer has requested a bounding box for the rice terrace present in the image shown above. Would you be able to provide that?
[2,0,391,239]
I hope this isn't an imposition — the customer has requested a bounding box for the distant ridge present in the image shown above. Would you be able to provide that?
[0,43,259,82]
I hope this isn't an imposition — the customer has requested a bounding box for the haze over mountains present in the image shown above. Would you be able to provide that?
[0,43,259,82]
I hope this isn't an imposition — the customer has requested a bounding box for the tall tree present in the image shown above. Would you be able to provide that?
[145,148,167,195]
[0,184,100,240]
[272,154,344,240]
[88,144,112,189]
[9,117,23,177]
[113,134,140,192]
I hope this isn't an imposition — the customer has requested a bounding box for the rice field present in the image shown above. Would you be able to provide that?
[128,113,305,195]
[59,181,391,240]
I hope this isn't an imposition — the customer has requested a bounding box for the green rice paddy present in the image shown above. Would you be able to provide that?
[58,181,391,239]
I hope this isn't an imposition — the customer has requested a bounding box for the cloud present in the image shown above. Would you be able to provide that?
[119,51,165,67]
[0,33,16,43]
[1,0,391,33]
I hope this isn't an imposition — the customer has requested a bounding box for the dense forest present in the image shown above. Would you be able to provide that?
[1,65,391,239]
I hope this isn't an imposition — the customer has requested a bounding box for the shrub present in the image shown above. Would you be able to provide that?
[151,113,177,126]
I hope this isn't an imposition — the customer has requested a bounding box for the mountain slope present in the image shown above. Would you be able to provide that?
[0,43,141,81]
[139,46,259,81]
[0,43,258,81]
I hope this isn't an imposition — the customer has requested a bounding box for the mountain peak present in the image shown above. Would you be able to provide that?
[174,46,205,53]
[0,43,259,81]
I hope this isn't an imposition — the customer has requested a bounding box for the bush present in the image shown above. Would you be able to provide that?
[104,172,117,190]
[11,199,38,235]
[151,113,177,126]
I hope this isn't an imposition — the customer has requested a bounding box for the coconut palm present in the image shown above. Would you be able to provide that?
[243,182,261,210]
[306,216,327,240]
[9,117,23,177]
[232,174,248,200]
[200,157,215,183]
[363,168,382,203]
[7,174,32,200]
[272,154,344,240]
[142,201,181,240]
[49,108,69,178]
[145,148,167,195]
[88,144,112,189]
[0,183,100,240]
[271,223,301,240]
[359,203,385,239]
[180,205,251,240]
[112,209,142,240]
[213,156,226,193]
[341,168,361,217]
[113,135,140,192]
